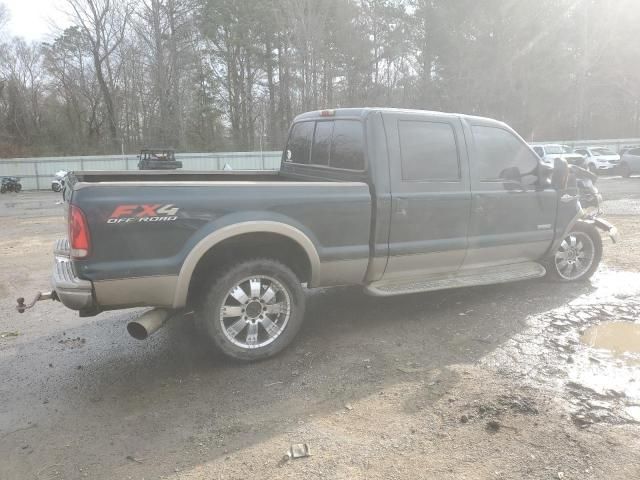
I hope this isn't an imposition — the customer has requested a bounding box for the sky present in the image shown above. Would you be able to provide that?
[2,0,69,41]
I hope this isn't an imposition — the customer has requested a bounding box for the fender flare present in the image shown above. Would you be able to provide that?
[547,207,584,257]
[172,221,321,308]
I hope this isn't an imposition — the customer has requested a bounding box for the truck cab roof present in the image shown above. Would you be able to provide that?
[293,107,508,129]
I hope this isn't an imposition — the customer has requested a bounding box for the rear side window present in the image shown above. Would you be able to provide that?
[285,119,365,171]
[398,120,460,181]
[628,148,640,156]
[472,126,539,184]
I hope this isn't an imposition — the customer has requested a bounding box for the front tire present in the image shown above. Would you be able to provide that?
[14,183,21,193]
[196,258,306,361]
[545,222,602,282]
[52,183,61,192]
[588,164,597,174]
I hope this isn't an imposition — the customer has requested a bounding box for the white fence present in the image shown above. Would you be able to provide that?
[2,137,640,191]
[0,151,283,191]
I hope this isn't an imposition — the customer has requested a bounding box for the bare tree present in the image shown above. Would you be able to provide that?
[0,2,9,35]
[1,0,640,156]
[66,0,131,147]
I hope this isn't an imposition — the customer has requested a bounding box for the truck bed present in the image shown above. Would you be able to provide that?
[69,164,369,186]
[65,170,373,300]
[69,170,291,184]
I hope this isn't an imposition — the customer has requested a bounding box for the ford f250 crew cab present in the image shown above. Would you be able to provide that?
[18,108,619,361]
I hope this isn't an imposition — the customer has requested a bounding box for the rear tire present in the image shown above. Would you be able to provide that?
[619,162,632,178]
[196,258,306,361]
[52,183,61,192]
[545,222,602,282]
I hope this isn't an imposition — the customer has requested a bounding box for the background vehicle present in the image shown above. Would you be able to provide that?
[21,108,617,361]
[619,147,640,177]
[573,146,621,173]
[619,144,640,156]
[137,148,183,170]
[532,144,585,168]
[51,170,68,192]
[1,176,22,193]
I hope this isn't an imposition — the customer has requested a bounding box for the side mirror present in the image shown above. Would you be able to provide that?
[500,166,525,191]
[551,157,570,190]
[502,166,521,182]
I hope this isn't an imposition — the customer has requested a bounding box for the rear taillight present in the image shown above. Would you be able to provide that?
[69,205,90,258]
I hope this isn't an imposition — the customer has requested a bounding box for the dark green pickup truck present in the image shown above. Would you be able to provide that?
[21,108,618,361]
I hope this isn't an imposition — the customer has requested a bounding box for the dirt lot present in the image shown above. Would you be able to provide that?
[1,178,639,480]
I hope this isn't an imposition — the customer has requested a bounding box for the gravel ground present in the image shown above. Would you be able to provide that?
[0,178,639,480]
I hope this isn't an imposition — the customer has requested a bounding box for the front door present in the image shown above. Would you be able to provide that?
[383,112,471,280]
[462,120,557,270]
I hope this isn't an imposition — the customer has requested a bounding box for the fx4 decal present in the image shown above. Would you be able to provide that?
[107,204,180,224]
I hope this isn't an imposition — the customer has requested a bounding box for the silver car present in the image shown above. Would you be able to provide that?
[619,147,640,177]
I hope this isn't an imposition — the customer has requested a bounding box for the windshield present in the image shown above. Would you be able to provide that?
[545,146,564,154]
[592,148,616,156]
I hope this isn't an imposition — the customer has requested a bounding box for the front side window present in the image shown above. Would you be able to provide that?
[472,125,539,184]
[398,120,460,181]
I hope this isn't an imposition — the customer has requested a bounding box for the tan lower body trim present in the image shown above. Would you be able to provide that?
[316,258,369,287]
[94,276,178,308]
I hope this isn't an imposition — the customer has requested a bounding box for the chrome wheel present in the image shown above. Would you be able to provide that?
[219,275,291,349]
[554,231,595,280]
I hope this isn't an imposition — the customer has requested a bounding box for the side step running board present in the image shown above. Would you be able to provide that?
[365,262,546,297]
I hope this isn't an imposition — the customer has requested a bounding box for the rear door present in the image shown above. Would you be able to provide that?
[463,121,557,269]
[382,112,471,280]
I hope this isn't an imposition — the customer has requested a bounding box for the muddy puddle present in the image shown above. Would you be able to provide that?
[484,270,640,427]
[581,321,640,357]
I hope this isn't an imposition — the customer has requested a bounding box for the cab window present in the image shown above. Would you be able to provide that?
[285,119,365,171]
[284,121,314,164]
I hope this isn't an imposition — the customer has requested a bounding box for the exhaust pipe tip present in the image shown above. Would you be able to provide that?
[127,308,171,340]
[127,321,150,340]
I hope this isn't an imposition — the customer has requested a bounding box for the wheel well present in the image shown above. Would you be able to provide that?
[187,232,312,305]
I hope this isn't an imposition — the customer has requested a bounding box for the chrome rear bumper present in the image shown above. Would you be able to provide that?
[52,239,94,310]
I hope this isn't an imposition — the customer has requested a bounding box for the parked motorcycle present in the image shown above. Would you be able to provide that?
[51,170,68,193]
[1,177,22,193]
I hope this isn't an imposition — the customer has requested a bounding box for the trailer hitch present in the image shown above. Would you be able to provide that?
[16,291,58,313]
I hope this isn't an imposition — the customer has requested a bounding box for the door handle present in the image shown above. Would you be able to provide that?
[394,198,408,216]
